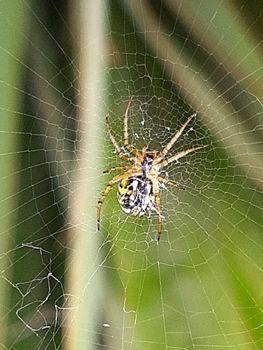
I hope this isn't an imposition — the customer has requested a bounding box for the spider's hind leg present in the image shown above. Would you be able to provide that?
[149,176,163,241]
[97,173,127,230]
[157,211,163,242]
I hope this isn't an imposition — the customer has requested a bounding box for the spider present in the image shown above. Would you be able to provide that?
[97,97,207,241]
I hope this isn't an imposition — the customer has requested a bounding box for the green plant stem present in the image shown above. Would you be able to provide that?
[64,1,106,349]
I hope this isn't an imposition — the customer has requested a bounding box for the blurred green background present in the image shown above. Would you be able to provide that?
[0,1,262,349]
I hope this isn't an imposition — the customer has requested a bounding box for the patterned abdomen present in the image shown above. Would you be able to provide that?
[117,176,156,217]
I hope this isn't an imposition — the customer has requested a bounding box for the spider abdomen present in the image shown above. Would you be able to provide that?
[117,176,156,217]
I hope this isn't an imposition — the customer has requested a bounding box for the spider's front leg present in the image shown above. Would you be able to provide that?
[154,113,197,164]
[123,96,138,156]
[106,115,133,162]
[159,145,207,168]
[97,174,127,230]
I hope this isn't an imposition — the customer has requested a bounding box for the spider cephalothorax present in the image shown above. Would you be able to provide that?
[97,97,207,241]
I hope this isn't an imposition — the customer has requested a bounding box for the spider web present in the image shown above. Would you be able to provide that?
[0,0,263,349]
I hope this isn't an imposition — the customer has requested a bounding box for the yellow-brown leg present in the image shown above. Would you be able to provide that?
[103,166,129,174]
[158,176,185,191]
[158,176,179,187]
[97,174,128,230]
[154,113,197,164]
[106,116,131,161]
[123,96,137,155]
[159,145,207,168]
[151,177,163,241]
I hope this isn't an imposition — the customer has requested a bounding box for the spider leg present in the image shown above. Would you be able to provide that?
[150,177,163,241]
[159,145,208,169]
[106,115,132,162]
[103,166,129,174]
[123,96,138,155]
[158,176,184,190]
[154,113,197,164]
[97,173,128,230]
